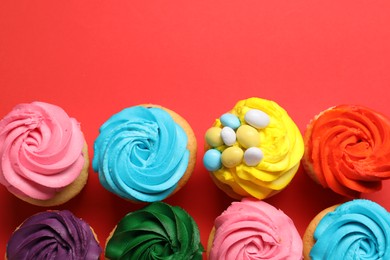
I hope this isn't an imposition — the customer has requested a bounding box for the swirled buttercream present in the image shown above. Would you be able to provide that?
[209,198,302,260]
[303,105,390,197]
[105,202,204,259]
[310,199,390,259]
[6,210,102,259]
[0,102,85,200]
[206,97,304,199]
[92,106,189,202]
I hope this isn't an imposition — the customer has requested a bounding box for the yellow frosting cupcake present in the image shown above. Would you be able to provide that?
[203,97,304,200]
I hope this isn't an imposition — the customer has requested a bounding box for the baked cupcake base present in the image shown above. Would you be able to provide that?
[302,205,339,260]
[207,227,216,260]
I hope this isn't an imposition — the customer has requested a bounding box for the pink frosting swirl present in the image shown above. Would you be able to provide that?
[210,198,302,260]
[0,102,85,200]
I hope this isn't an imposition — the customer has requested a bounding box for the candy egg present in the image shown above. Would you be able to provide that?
[244,147,264,166]
[221,146,244,168]
[220,113,241,130]
[236,125,260,148]
[205,127,223,147]
[203,149,222,171]
[244,109,270,129]
[221,126,236,146]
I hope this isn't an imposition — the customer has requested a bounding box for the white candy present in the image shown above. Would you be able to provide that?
[244,109,270,129]
[221,126,236,146]
[244,147,264,166]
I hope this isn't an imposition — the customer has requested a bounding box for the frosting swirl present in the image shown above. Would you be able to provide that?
[303,105,390,197]
[6,210,102,259]
[209,98,304,199]
[311,199,390,259]
[0,102,85,200]
[92,106,190,202]
[105,202,204,259]
[209,198,302,260]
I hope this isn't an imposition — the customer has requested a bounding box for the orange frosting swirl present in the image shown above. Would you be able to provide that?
[303,105,390,197]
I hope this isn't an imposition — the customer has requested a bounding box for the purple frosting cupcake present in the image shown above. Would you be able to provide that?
[6,210,102,259]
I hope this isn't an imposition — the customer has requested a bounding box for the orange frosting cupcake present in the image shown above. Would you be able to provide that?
[303,105,390,197]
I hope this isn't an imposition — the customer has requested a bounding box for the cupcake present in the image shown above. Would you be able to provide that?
[203,97,304,200]
[0,101,89,206]
[6,210,102,259]
[93,104,197,203]
[208,198,302,259]
[302,105,390,198]
[105,202,204,259]
[303,199,390,259]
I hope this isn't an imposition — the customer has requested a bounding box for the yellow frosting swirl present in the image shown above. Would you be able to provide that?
[208,97,304,199]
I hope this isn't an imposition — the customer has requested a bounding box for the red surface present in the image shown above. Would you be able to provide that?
[1,1,390,258]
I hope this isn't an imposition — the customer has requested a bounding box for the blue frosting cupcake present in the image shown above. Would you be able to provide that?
[303,199,390,260]
[93,105,197,203]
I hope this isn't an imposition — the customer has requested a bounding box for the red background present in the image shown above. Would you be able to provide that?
[1,1,390,258]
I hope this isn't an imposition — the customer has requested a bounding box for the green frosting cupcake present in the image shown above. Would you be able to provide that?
[105,202,204,259]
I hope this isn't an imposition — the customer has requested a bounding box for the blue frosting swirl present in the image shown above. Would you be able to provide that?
[311,199,390,260]
[92,106,189,202]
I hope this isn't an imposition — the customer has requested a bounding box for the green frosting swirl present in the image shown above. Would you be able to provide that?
[105,202,204,259]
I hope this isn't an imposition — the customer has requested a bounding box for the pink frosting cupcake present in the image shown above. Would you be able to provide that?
[0,101,89,206]
[208,198,302,260]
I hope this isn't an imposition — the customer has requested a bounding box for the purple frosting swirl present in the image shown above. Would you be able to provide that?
[6,210,102,260]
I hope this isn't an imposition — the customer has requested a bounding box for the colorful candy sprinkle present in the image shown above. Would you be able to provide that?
[244,109,270,129]
[236,125,260,149]
[220,113,241,130]
[205,127,223,147]
[203,149,222,171]
[204,108,271,171]
[221,146,244,168]
[244,147,264,166]
[221,126,236,146]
